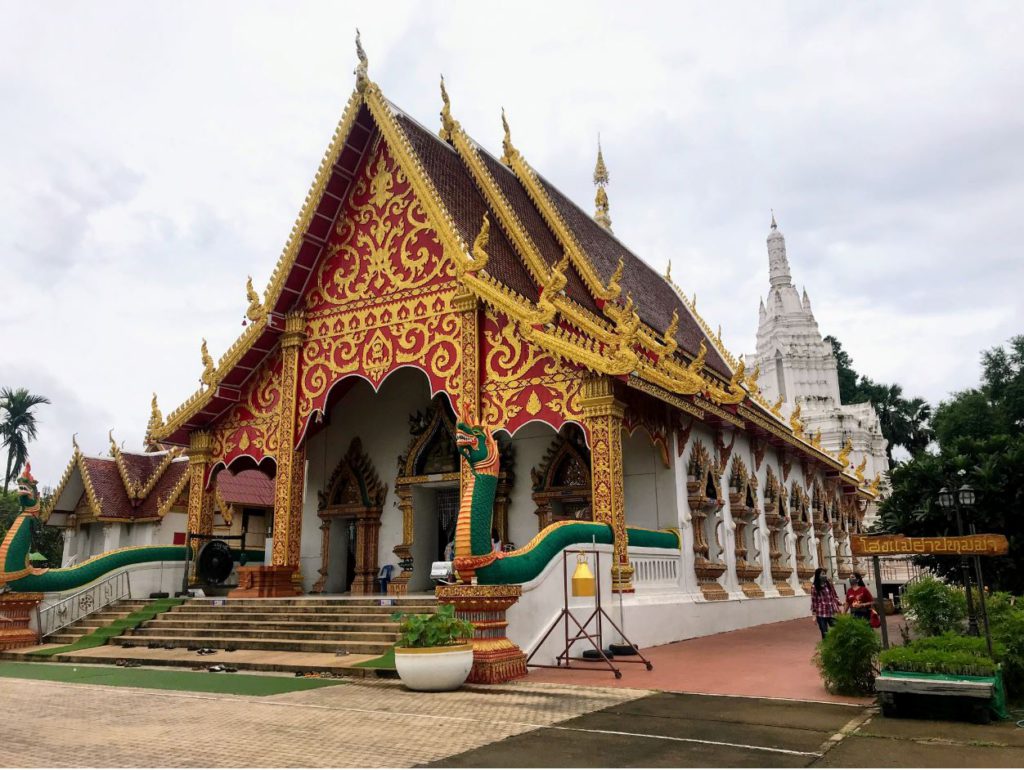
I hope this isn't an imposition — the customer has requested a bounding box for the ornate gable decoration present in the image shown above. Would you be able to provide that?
[318,437,387,511]
[687,440,722,510]
[729,456,758,513]
[397,396,460,479]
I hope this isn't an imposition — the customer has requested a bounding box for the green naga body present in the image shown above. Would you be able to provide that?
[452,423,680,587]
[0,463,258,594]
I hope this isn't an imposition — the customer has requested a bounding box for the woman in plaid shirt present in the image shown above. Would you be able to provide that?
[811,568,841,638]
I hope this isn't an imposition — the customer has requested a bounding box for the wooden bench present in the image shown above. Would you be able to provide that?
[876,673,996,723]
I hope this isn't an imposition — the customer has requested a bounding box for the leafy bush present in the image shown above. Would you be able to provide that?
[907,632,1003,660]
[901,575,967,636]
[881,634,999,677]
[815,614,881,695]
[990,607,1024,701]
[393,604,473,649]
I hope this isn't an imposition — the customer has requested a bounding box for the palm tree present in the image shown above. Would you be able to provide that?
[0,387,51,493]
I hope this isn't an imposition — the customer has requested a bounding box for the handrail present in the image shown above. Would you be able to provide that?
[36,570,132,638]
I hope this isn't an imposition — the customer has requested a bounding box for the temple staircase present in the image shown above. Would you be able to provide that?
[43,600,153,645]
[114,596,435,656]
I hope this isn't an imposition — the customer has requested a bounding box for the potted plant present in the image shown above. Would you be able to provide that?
[392,604,474,692]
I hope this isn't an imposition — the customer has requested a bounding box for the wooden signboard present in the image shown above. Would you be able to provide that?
[851,534,1009,557]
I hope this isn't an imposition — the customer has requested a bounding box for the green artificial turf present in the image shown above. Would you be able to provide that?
[29,598,185,657]
[353,646,396,669]
[0,661,343,696]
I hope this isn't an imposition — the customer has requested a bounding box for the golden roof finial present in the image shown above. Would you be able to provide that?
[354,29,369,92]
[468,212,490,273]
[663,309,679,356]
[146,393,163,447]
[692,292,697,312]
[869,472,882,495]
[665,260,672,282]
[439,75,453,142]
[745,363,761,396]
[789,401,803,437]
[716,324,722,340]
[604,256,624,300]
[108,429,117,456]
[200,339,216,387]
[729,358,746,389]
[770,395,784,417]
[838,436,853,466]
[593,136,612,231]
[500,108,513,165]
[687,340,707,374]
[72,433,80,452]
[245,276,264,323]
[811,429,822,449]
[854,456,867,482]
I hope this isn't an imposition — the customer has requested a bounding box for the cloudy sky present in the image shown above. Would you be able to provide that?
[2,1,1022,485]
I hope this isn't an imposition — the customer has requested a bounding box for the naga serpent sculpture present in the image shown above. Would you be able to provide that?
[0,463,260,594]
[453,422,681,586]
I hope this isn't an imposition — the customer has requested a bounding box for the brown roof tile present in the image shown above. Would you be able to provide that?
[217,469,275,508]
[536,175,730,377]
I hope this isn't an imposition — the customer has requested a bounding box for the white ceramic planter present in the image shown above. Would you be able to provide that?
[394,643,474,692]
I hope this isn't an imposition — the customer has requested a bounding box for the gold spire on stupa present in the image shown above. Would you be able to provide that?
[593,137,612,231]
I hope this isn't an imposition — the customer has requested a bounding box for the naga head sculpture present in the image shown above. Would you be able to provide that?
[16,463,40,513]
[455,422,497,472]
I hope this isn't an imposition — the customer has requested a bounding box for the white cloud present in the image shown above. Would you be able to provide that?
[2,1,1022,483]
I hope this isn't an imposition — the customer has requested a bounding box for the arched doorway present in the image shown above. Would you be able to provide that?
[311,437,386,594]
[530,425,591,530]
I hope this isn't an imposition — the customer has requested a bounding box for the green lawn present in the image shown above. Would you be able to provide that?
[353,646,396,670]
[0,661,345,696]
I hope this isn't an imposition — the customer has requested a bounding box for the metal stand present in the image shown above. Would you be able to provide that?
[526,548,653,679]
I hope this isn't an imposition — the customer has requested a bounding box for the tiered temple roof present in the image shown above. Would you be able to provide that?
[144,46,873,495]
[44,436,273,525]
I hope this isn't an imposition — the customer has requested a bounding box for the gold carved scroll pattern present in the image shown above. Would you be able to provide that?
[480,309,584,434]
[210,351,283,469]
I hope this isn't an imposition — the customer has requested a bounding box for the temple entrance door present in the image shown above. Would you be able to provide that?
[435,487,459,562]
[312,438,387,595]
[345,519,357,592]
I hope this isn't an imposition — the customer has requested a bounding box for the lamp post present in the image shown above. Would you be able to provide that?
[957,483,993,656]
[937,484,979,636]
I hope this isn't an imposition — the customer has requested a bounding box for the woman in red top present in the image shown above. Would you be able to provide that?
[845,573,874,621]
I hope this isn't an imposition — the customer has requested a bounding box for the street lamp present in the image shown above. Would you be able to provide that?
[936,485,979,636]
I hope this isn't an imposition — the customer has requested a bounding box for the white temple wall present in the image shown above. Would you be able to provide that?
[622,428,674,530]
[503,422,559,550]
[298,368,434,593]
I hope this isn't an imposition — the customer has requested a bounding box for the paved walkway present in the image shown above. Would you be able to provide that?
[0,676,645,767]
[525,616,902,704]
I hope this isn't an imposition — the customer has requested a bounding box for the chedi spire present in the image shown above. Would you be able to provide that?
[593,137,612,231]
[767,210,792,289]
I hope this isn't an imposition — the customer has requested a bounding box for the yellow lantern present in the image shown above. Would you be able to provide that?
[571,553,596,597]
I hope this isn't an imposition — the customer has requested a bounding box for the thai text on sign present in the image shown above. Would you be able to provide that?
[850,534,1009,557]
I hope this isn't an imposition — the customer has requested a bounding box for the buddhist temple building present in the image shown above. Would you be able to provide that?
[16,41,881,667]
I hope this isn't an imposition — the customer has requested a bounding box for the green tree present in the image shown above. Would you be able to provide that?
[824,337,933,460]
[0,387,51,493]
[877,336,1024,593]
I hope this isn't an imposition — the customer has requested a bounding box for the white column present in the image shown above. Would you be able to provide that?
[671,431,701,600]
[717,465,743,599]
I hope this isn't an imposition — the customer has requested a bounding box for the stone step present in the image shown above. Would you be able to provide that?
[184,596,432,607]
[143,619,398,633]
[164,610,430,623]
[112,635,391,655]
[45,634,84,644]
[171,603,436,615]
[127,627,396,643]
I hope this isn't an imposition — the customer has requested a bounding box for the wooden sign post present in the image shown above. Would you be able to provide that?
[851,534,1008,651]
